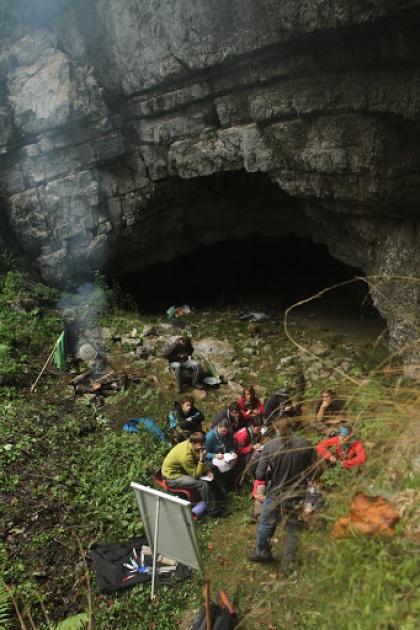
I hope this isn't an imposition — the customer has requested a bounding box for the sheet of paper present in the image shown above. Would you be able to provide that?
[212,456,237,473]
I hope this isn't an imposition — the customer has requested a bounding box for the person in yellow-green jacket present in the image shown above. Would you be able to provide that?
[161,432,231,518]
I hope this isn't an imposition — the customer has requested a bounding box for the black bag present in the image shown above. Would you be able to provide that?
[91,538,191,594]
[189,602,236,630]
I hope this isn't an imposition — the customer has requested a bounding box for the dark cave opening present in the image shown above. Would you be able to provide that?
[118,235,381,320]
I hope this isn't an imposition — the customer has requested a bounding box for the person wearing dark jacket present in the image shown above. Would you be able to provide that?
[163,335,202,393]
[264,390,300,427]
[311,388,346,433]
[171,394,204,442]
[248,417,318,576]
[212,401,247,432]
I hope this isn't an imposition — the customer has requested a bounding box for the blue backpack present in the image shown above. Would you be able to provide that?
[123,418,168,443]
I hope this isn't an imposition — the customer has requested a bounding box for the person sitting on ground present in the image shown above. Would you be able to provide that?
[316,424,366,469]
[234,416,264,478]
[170,394,204,442]
[206,418,237,464]
[163,334,202,393]
[247,417,318,576]
[206,418,238,491]
[313,388,345,432]
[238,386,266,422]
[161,432,230,518]
[264,390,300,427]
[212,401,247,432]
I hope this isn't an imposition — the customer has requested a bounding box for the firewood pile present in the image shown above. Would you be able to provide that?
[67,369,157,401]
[68,369,127,398]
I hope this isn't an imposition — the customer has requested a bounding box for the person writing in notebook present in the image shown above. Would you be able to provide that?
[162,432,230,518]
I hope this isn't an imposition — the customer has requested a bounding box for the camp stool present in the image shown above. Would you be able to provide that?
[152,467,201,506]
[168,364,194,389]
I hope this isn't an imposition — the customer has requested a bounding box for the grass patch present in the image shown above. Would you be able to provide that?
[0,269,419,628]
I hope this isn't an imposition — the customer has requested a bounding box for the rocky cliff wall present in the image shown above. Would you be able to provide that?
[0,0,419,373]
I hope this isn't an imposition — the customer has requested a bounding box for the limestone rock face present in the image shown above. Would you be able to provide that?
[0,0,419,373]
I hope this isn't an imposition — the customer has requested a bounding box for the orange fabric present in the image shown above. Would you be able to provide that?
[334,492,401,538]
[218,590,235,615]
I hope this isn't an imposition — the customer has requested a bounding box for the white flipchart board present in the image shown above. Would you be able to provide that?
[131,482,204,574]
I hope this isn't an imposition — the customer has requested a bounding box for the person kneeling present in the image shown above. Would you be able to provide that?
[161,432,230,518]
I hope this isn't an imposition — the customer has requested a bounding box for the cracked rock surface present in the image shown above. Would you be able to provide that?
[0,0,419,373]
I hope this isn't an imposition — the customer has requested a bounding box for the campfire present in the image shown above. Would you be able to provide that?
[69,368,126,398]
[30,306,156,398]
[68,341,126,399]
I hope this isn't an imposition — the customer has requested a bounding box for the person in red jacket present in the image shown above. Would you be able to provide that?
[316,425,366,469]
[238,386,266,422]
[234,416,263,477]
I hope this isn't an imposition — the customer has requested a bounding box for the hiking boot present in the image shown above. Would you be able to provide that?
[281,556,294,577]
[247,550,274,563]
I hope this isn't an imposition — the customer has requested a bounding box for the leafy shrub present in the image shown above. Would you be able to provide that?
[0,271,59,387]
[0,546,11,628]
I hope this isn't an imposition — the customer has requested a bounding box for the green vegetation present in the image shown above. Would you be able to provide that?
[0,269,59,386]
[0,572,11,629]
[0,268,419,629]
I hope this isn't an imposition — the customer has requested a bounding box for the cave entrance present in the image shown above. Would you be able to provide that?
[113,170,384,330]
[119,235,380,322]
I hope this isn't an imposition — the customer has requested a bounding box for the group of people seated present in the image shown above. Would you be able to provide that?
[160,335,367,575]
[165,386,366,475]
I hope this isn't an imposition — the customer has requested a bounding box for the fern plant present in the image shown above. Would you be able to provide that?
[0,575,11,628]
[9,590,89,630]
[1,535,90,630]
[54,613,89,630]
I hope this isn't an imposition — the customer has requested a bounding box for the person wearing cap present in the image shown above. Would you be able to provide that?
[316,425,366,469]
[264,390,300,427]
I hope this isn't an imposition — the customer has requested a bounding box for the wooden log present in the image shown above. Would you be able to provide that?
[68,369,93,385]
[75,384,95,394]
